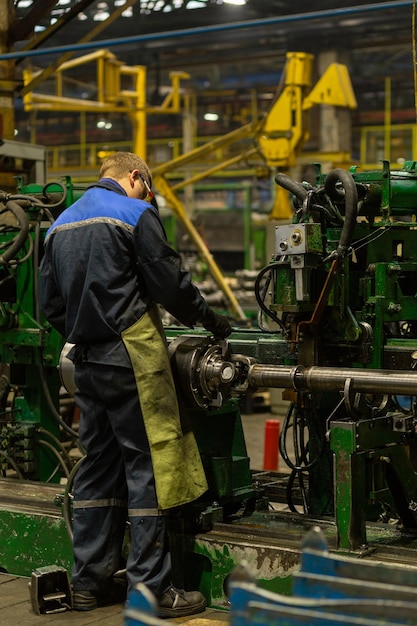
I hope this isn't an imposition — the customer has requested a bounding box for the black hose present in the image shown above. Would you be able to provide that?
[254,263,287,334]
[275,172,308,203]
[38,439,71,481]
[276,169,359,261]
[0,200,30,265]
[279,402,320,473]
[38,426,74,468]
[37,353,80,441]
[40,181,67,210]
[29,207,79,442]
[9,181,67,211]
[0,449,24,479]
[286,470,299,513]
[63,456,84,540]
[324,168,358,258]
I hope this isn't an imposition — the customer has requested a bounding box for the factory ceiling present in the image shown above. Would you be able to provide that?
[10,0,417,120]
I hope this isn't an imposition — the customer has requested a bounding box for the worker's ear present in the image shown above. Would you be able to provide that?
[130,168,139,187]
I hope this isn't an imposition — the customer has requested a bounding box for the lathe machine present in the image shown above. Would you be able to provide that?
[2,160,417,610]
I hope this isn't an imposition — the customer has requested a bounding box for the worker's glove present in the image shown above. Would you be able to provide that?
[202,309,232,339]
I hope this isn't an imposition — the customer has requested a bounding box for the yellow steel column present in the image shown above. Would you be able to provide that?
[130,66,147,158]
[0,0,16,139]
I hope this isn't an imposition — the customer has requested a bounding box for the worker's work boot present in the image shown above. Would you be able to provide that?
[157,587,206,618]
[72,576,127,611]
[72,590,97,611]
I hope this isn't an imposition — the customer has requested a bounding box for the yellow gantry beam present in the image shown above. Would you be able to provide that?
[23,51,190,159]
[152,121,261,177]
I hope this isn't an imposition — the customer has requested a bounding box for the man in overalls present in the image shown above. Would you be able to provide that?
[40,151,232,616]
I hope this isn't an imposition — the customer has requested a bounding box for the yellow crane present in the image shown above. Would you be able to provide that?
[151,52,357,320]
[22,51,356,321]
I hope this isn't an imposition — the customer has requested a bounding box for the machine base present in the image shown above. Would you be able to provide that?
[3,476,417,611]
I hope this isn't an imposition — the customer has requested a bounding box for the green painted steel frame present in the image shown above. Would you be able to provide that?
[0,508,72,576]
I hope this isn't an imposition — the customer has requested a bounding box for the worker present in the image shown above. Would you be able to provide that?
[39,151,232,615]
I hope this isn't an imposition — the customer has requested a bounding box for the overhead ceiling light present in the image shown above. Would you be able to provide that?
[17,0,33,7]
[97,119,112,129]
[223,0,247,4]
[204,112,219,121]
[93,10,110,20]
[339,18,364,27]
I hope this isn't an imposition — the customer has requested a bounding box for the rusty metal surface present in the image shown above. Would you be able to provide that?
[0,477,62,513]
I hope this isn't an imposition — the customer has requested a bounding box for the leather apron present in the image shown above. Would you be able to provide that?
[121,305,208,510]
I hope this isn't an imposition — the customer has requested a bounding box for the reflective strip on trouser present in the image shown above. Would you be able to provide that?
[72,362,171,596]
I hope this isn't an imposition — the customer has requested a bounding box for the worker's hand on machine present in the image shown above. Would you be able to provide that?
[202,309,232,339]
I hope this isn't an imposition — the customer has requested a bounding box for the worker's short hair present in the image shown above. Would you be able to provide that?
[99,151,152,188]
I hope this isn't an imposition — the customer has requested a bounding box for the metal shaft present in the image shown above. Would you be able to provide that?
[248,364,417,396]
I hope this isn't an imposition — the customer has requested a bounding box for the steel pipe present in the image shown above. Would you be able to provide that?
[248,364,417,396]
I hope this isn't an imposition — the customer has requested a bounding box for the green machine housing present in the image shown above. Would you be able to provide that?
[3,160,417,609]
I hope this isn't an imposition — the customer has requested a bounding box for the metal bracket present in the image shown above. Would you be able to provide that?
[29,565,72,614]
